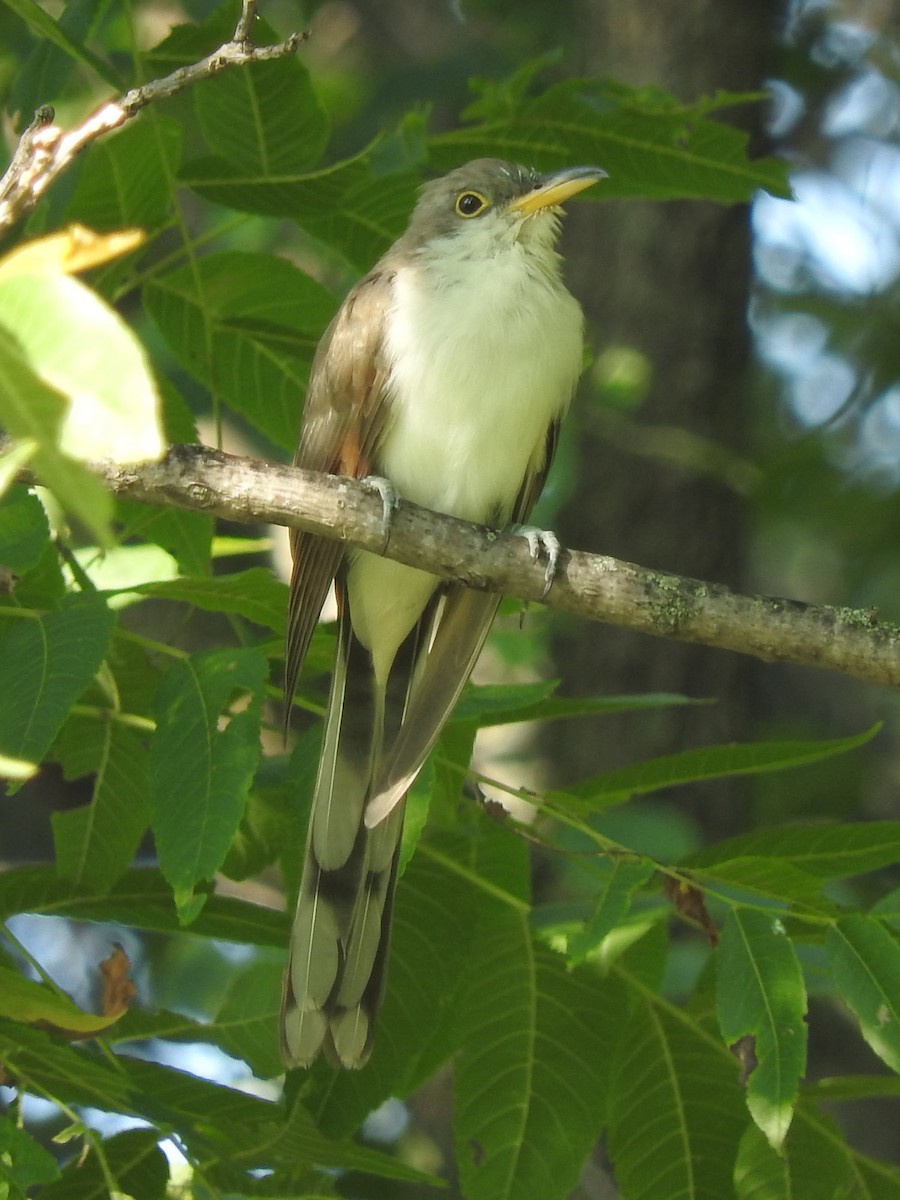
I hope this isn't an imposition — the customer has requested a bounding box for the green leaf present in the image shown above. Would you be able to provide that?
[1,0,118,85]
[8,0,116,122]
[0,596,115,773]
[0,866,287,946]
[110,1054,435,1185]
[734,1112,854,1200]
[454,681,701,727]
[52,722,152,892]
[114,499,213,577]
[686,820,900,880]
[0,1019,135,1112]
[567,857,656,961]
[195,56,328,175]
[0,270,164,463]
[0,438,38,498]
[64,118,182,236]
[692,856,830,911]
[144,251,335,449]
[0,964,122,1034]
[149,647,266,917]
[0,1114,60,1196]
[454,926,622,1200]
[825,915,900,1073]
[562,725,880,811]
[717,908,808,1149]
[40,1128,169,1200]
[607,995,747,1200]
[210,960,283,1080]
[134,568,289,634]
[0,484,49,573]
[0,327,113,544]
[72,543,179,599]
[184,153,420,271]
[430,79,791,202]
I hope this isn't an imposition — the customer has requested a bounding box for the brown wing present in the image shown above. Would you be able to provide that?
[364,418,562,827]
[285,268,396,707]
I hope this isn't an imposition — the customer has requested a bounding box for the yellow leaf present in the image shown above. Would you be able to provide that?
[0,224,145,279]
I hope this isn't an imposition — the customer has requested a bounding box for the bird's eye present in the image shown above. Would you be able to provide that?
[454,190,489,218]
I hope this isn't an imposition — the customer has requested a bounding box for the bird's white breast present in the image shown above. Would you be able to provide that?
[348,235,584,679]
[378,243,584,524]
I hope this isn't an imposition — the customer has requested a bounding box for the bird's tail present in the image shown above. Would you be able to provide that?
[280,599,432,1069]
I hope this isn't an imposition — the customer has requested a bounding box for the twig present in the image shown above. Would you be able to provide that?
[73,443,900,691]
[0,0,309,234]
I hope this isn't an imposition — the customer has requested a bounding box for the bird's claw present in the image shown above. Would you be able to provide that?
[510,523,561,599]
[363,475,400,551]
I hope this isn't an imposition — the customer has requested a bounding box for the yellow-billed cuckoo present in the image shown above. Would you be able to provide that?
[280,158,605,1069]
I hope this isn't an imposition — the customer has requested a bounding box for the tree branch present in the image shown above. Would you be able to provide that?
[88,444,900,691]
[0,0,309,234]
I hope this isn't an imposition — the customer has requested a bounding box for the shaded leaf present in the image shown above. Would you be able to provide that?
[431,79,790,201]
[64,118,182,237]
[149,647,267,918]
[40,1127,168,1200]
[454,681,701,727]
[608,995,747,1200]
[184,153,419,272]
[195,55,328,174]
[0,484,48,574]
[52,722,152,892]
[0,1115,60,1196]
[1,0,117,85]
[135,568,289,634]
[563,726,880,811]
[455,923,621,1200]
[0,595,115,772]
[144,251,334,449]
[825,915,900,1073]
[734,1112,853,1200]
[0,866,287,947]
[687,821,900,881]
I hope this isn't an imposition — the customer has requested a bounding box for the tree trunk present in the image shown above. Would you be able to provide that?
[549,0,778,837]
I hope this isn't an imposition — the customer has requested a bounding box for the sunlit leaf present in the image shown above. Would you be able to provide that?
[0,328,113,544]
[717,908,808,1149]
[0,268,163,463]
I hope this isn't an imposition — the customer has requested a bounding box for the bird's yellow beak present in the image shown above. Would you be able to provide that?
[507,165,607,215]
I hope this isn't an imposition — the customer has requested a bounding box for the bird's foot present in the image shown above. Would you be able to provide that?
[510,523,561,599]
[362,475,400,552]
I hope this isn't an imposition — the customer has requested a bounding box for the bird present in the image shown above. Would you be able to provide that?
[280,157,605,1069]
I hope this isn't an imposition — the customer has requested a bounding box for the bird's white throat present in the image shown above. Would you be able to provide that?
[380,232,583,523]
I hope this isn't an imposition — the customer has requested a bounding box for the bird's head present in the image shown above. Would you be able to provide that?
[401,158,606,263]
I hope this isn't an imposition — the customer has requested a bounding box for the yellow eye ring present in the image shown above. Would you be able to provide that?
[454,190,489,218]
